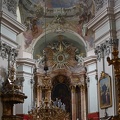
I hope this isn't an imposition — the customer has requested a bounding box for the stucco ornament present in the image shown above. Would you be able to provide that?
[95,0,107,11]
[2,0,19,15]
[44,36,77,70]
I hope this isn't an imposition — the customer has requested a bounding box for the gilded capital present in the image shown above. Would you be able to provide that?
[71,86,76,93]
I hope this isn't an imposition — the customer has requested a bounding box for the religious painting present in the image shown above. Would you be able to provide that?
[99,71,112,109]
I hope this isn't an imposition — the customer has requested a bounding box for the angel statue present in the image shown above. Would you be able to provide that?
[76,54,84,66]
[35,54,44,66]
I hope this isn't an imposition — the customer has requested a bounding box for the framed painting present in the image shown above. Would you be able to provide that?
[99,71,112,109]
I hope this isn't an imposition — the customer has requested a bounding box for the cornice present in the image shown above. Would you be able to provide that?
[94,31,110,43]
[0,11,26,34]
[16,58,35,66]
[16,71,33,76]
[84,56,97,65]
[115,12,120,20]
[114,3,120,15]
[87,7,114,31]
[1,33,18,47]
[87,69,97,75]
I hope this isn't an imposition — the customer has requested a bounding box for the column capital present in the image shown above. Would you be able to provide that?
[70,85,76,93]
[81,85,86,92]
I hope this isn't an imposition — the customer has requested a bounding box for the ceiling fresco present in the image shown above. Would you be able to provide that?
[46,0,79,8]
[30,0,89,8]
[19,0,95,52]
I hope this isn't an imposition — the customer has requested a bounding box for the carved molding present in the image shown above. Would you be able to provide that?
[95,0,107,12]
[2,0,19,15]
[0,42,18,65]
[87,6,114,30]
[94,39,113,61]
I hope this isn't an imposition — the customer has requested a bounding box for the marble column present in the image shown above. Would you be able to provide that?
[81,86,87,120]
[71,86,76,120]
[37,85,40,107]
[76,86,81,119]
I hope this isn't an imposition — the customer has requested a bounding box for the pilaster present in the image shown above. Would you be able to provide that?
[16,58,35,114]
[71,86,76,120]
[81,85,87,120]
[0,0,26,49]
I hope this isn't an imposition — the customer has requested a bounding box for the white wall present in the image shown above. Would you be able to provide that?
[1,24,17,42]
[87,63,98,113]
[86,1,120,118]
[89,75,98,113]
[23,76,33,114]
[15,59,35,114]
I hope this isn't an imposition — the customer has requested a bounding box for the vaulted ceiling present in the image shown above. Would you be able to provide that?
[18,0,96,58]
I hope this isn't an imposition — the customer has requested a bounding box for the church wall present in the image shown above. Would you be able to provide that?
[94,27,116,119]
[87,63,98,113]
[15,72,34,114]
[84,56,99,119]
[115,3,120,115]
[116,18,120,31]
[23,76,33,114]
[115,8,120,41]
[15,58,35,115]
[97,56,116,117]
[87,63,96,73]
[87,0,120,118]
[95,21,110,40]
[87,49,95,57]
[22,52,33,59]
[17,34,33,59]
[1,25,17,42]
[0,21,26,119]
[89,74,98,113]
[22,66,33,73]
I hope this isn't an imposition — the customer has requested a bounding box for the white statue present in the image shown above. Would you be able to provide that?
[36,54,44,66]
[61,103,65,111]
[76,54,84,66]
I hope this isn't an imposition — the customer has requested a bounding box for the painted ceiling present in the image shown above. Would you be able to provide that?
[28,0,93,8]
[19,0,95,59]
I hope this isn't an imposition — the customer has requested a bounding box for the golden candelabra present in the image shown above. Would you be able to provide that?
[107,39,120,120]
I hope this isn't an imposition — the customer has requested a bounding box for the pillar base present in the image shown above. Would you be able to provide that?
[2,115,23,120]
[112,115,120,120]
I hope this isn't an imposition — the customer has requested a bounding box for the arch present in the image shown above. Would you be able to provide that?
[33,29,87,48]
[31,29,87,58]
[51,75,71,113]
